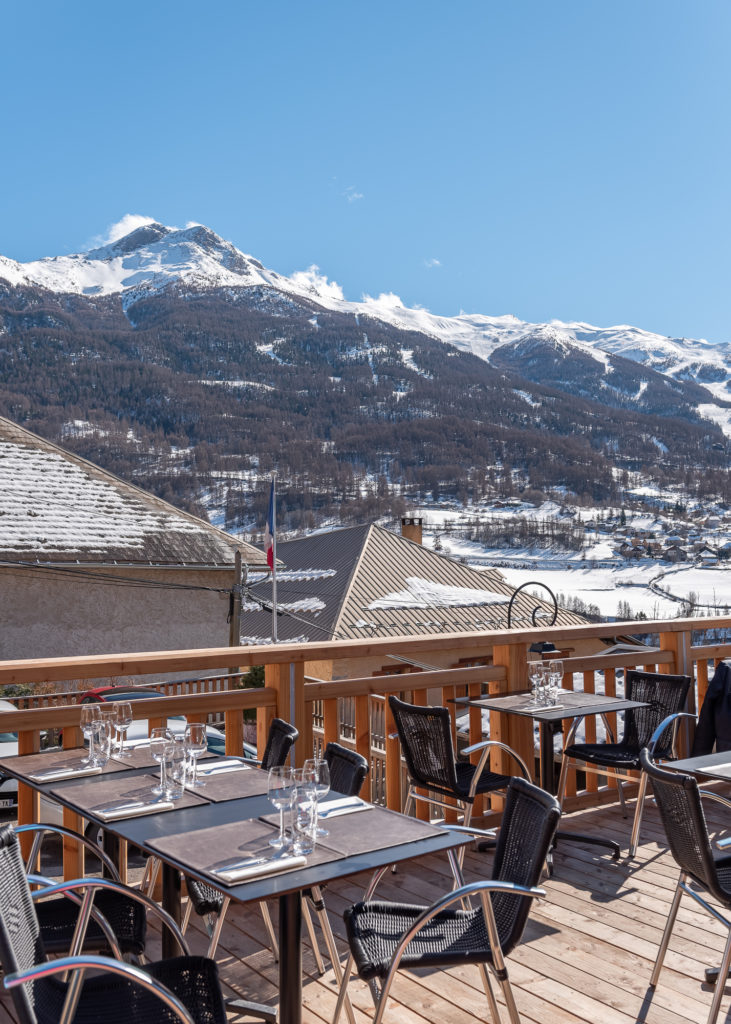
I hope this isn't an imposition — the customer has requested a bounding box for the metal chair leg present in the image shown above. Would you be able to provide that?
[707,923,731,1024]
[478,963,503,1024]
[309,886,357,1024]
[332,953,355,1024]
[651,874,685,986]
[259,901,279,961]
[629,771,649,857]
[302,897,325,974]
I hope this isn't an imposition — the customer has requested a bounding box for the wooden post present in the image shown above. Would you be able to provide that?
[384,693,402,812]
[61,721,84,879]
[224,707,244,756]
[17,729,40,864]
[354,695,371,800]
[264,661,306,766]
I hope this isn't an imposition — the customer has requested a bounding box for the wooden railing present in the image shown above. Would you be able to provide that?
[1,615,730,860]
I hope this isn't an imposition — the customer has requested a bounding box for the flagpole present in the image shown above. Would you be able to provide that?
[271,474,278,643]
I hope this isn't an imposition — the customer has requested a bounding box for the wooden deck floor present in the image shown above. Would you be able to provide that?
[2,797,731,1024]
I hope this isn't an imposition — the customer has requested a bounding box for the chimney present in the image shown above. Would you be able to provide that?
[401,516,423,545]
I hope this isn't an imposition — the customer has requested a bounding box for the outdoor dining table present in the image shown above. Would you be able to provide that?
[454,688,649,859]
[0,748,469,1024]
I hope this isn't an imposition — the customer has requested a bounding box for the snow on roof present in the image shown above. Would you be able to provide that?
[0,416,267,567]
[367,577,510,610]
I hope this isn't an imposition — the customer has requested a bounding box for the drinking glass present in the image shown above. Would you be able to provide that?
[163,737,187,800]
[547,660,564,706]
[113,702,133,756]
[527,660,545,705]
[80,704,101,765]
[150,727,174,796]
[99,705,118,754]
[184,722,207,787]
[93,719,112,767]
[268,766,295,849]
[292,766,318,855]
[304,758,330,837]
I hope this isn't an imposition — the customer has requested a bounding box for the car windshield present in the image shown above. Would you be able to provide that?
[0,733,16,743]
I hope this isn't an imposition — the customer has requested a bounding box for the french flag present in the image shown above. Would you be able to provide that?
[264,481,275,570]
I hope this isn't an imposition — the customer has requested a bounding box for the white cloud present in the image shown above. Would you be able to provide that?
[289,265,346,302]
[344,186,364,203]
[96,214,158,247]
[361,291,405,310]
[424,257,441,268]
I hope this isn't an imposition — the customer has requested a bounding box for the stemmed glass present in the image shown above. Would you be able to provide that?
[547,660,564,706]
[184,722,207,787]
[99,705,118,754]
[80,705,101,765]
[527,660,545,706]
[292,765,318,854]
[304,758,330,837]
[113,702,133,756]
[150,727,174,796]
[268,766,295,850]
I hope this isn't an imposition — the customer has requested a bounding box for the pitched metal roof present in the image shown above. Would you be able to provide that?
[0,416,268,568]
[241,523,586,644]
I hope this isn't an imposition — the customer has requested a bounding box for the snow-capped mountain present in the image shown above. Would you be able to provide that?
[1,220,729,432]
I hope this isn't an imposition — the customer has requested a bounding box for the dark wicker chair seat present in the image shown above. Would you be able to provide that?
[346,900,500,980]
[185,879,222,918]
[27,955,227,1024]
[453,760,513,800]
[36,889,147,956]
[561,741,642,770]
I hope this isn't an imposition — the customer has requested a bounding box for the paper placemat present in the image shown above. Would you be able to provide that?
[147,818,343,887]
[49,773,208,819]
[0,748,129,782]
[187,763,271,803]
[260,804,443,857]
[111,742,217,770]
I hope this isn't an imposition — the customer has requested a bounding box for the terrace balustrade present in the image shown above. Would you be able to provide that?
[0,615,729,880]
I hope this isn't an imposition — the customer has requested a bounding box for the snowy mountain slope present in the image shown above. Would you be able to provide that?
[1,220,729,429]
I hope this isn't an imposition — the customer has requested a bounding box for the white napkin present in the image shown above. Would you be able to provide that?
[95,799,174,821]
[196,759,250,776]
[318,796,370,819]
[213,853,306,884]
[29,765,103,783]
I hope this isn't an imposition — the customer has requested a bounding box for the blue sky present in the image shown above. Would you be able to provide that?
[2,1,730,344]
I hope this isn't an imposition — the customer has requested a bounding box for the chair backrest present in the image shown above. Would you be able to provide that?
[261,718,299,771]
[623,670,691,756]
[489,777,561,955]
[323,742,368,797]
[638,749,728,905]
[388,695,461,795]
[0,825,50,1024]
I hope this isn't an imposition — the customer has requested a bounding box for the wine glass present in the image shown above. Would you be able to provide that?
[99,705,117,753]
[150,727,174,796]
[527,660,545,705]
[163,736,187,800]
[113,702,133,756]
[292,765,318,854]
[79,704,101,765]
[268,766,295,849]
[304,758,330,837]
[184,723,207,787]
[93,719,112,767]
[547,660,564,706]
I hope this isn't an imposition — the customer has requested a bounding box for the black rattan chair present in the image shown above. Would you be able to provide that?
[182,718,299,959]
[556,669,691,856]
[388,695,531,832]
[639,748,731,1024]
[0,824,227,1024]
[332,776,561,1024]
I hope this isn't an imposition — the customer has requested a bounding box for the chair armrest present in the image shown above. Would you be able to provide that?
[648,712,696,756]
[462,739,492,755]
[16,823,121,881]
[3,955,197,1024]
[466,741,531,798]
[698,790,731,814]
[32,876,190,957]
[438,823,499,842]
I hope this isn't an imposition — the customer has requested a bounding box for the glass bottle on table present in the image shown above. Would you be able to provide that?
[547,660,564,706]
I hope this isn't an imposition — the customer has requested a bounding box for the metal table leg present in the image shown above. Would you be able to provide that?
[162,861,182,959]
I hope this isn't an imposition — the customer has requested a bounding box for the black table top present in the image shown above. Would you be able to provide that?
[455,689,647,723]
[1,752,468,903]
[666,749,731,783]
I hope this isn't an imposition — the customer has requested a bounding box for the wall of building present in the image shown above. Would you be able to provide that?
[0,566,235,672]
